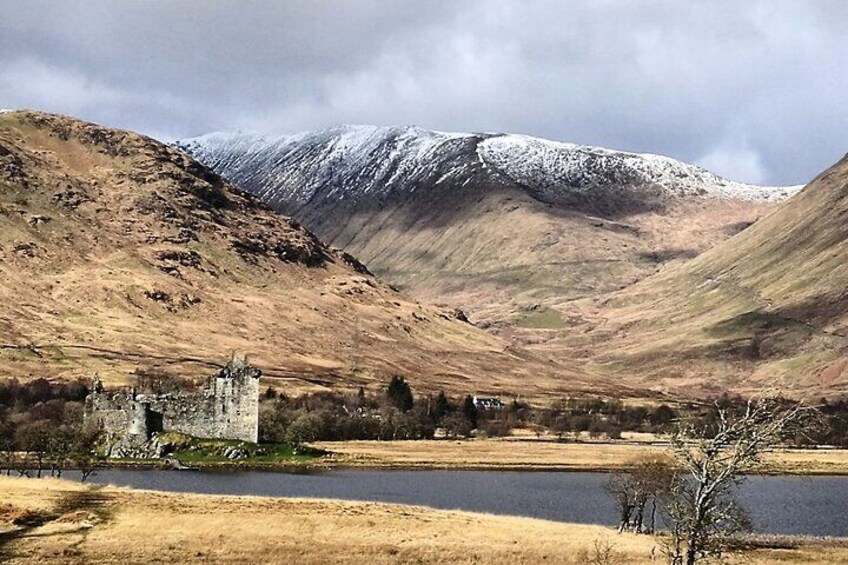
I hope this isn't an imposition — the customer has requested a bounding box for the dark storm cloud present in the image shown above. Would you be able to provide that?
[0,0,845,185]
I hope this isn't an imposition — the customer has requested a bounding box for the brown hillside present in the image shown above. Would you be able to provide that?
[557,155,848,397]
[323,187,777,332]
[0,111,612,400]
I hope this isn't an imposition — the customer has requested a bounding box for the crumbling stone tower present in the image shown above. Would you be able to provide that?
[207,354,262,442]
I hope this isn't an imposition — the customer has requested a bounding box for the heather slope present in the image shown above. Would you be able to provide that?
[564,154,848,396]
[0,111,603,399]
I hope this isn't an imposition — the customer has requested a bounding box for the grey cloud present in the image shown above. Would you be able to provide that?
[0,0,845,185]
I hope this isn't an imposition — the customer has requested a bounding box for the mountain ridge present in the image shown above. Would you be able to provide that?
[179,125,801,213]
[177,124,801,331]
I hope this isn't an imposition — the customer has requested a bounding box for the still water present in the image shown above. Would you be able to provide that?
[80,469,848,537]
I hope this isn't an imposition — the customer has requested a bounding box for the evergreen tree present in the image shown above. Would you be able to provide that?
[432,391,451,423]
[386,376,414,412]
[462,395,478,429]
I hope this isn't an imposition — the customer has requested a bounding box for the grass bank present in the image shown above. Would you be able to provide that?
[1,476,846,564]
[312,438,848,475]
[78,435,848,475]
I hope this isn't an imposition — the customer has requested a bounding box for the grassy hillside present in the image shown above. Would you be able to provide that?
[558,154,848,396]
[181,128,783,334]
[0,111,610,400]
[328,189,776,331]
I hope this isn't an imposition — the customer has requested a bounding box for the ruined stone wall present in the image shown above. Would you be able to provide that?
[85,358,261,446]
[85,393,152,443]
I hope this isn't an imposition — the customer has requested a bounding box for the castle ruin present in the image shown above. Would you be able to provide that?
[85,356,261,454]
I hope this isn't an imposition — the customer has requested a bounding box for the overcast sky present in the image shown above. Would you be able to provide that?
[1,1,846,185]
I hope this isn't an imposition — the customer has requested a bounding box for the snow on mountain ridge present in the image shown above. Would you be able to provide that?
[178,125,479,209]
[177,125,802,212]
[477,134,801,203]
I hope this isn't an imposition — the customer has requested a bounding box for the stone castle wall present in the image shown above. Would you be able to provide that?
[86,357,261,447]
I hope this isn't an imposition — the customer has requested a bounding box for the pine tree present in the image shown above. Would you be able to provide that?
[462,395,478,429]
[386,376,414,412]
[432,391,451,423]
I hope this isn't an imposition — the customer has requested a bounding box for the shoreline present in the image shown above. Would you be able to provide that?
[1,475,847,564]
[26,438,848,476]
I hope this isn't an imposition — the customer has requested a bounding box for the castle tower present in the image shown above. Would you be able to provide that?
[127,399,151,439]
[209,354,262,442]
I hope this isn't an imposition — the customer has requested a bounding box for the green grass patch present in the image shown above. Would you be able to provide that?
[704,311,812,340]
[765,350,841,378]
[514,306,569,329]
[159,432,324,464]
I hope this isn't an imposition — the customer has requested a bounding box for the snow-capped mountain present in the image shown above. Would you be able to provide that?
[176,125,804,330]
[177,125,800,219]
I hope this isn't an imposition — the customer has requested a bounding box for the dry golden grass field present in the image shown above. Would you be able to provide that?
[315,437,848,474]
[1,476,848,564]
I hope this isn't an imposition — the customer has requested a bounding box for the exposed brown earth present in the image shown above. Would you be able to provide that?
[0,111,618,400]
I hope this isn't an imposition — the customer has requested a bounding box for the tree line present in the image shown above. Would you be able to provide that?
[0,378,102,479]
[260,376,494,445]
[258,380,699,445]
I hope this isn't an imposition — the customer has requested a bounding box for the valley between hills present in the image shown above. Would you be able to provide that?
[180,124,848,398]
[2,109,847,399]
[3,111,848,565]
[0,110,616,402]
[8,6,848,565]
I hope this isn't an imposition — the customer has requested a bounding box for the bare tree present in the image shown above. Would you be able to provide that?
[606,471,636,533]
[633,455,677,534]
[0,435,15,476]
[606,454,676,534]
[16,420,52,478]
[72,423,104,481]
[47,424,76,477]
[659,397,810,565]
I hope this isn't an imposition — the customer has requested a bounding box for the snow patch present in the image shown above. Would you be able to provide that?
[177,125,803,209]
[477,135,800,202]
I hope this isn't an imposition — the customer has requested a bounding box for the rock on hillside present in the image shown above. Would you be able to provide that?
[0,111,608,400]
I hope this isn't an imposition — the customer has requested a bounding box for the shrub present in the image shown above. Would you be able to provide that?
[480,419,513,438]
[432,391,452,424]
[284,413,322,447]
[442,414,473,438]
[462,395,478,429]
